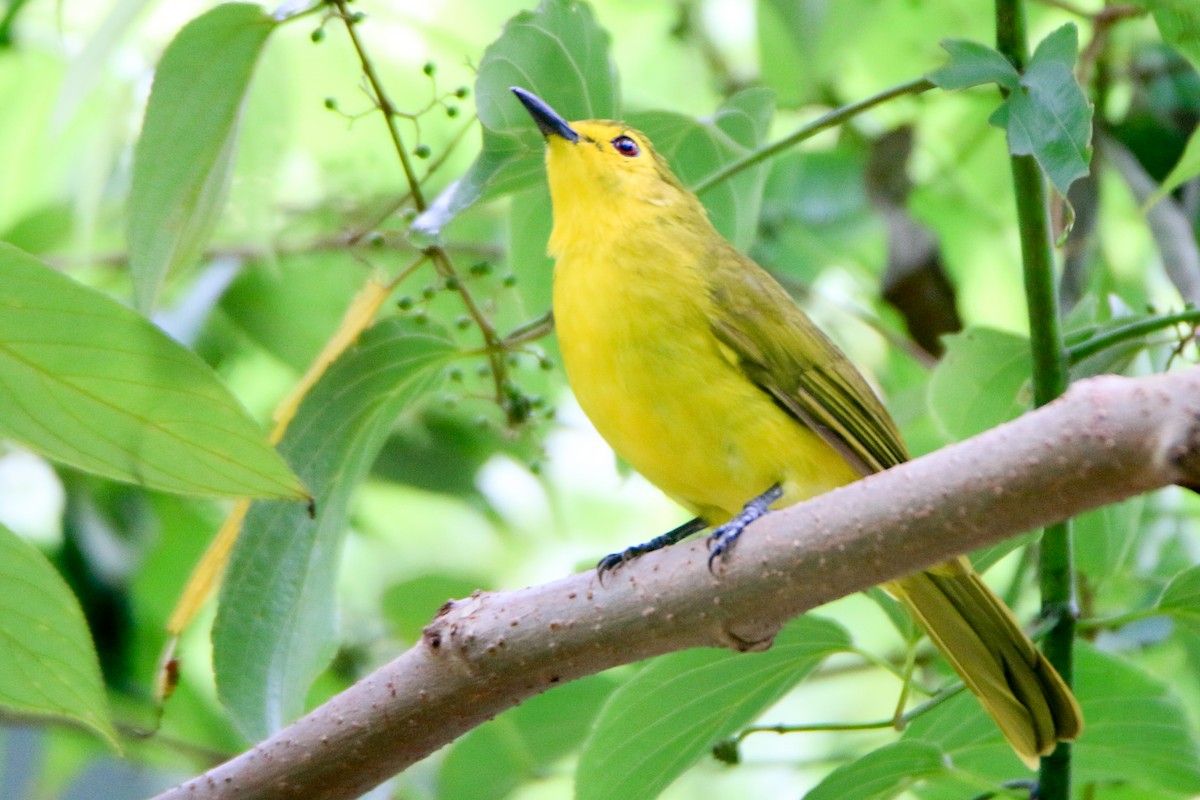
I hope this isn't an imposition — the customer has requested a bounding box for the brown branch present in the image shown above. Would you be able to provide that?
[151,368,1200,800]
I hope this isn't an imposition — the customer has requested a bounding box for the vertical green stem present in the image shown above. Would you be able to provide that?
[994,2,1076,798]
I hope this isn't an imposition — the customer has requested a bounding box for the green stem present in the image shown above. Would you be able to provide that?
[1067,308,1200,365]
[996,2,1075,798]
[691,77,934,195]
[735,684,966,743]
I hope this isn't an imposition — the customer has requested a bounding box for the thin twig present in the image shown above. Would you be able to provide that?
[691,78,935,195]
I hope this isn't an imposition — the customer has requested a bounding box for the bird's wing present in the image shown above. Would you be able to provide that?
[707,244,908,475]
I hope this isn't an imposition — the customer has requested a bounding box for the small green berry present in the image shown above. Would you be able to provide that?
[310,28,325,43]
[396,296,414,310]
[448,368,464,382]
[401,208,418,221]
[442,276,460,291]
[421,285,437,300]
[455,86,469,99]
[366,231,385,248]
[423,62,436,76]
[476,364,492,377]
[412,310,429,325]
[349,11,365,23]
[538,356,554,371]
[414,144,431,159]
[469,261,492,276]
[445,106,459,118]
[323,97,338,111]
[502,274,518,287]
[455,316,472,330]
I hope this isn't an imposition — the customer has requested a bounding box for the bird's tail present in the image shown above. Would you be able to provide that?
[888,558,1082,767]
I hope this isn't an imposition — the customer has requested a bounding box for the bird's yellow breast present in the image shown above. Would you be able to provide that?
[552,224,858,523]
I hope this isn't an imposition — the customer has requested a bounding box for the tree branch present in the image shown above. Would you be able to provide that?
[153,368,1200,800]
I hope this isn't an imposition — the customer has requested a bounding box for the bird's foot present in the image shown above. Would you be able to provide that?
[706,484,783,573]
[596,517,707,583]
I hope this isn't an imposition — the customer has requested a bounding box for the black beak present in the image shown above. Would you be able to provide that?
[511,87,579,143]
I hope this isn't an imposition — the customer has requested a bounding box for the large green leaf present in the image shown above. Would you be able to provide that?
[803,741,948,800]
[926,327,1030,442]
[414,0,617,235]
[439,674,618,800]
[0,523,116,746]
[575,615,850,800]
[630,88,776,250]
[127,3,275,310]
[0,242,304,500]
[213,318,455,740]
[904,643,1200,797]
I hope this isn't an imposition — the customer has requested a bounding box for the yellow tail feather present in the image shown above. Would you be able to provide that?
[889,558,1083,767]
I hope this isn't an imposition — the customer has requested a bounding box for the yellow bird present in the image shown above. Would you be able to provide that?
[512,87,1081,766]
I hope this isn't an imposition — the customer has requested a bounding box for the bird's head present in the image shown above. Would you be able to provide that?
[512,87,703,255]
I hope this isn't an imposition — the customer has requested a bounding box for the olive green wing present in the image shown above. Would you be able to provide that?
[706,244,908,474]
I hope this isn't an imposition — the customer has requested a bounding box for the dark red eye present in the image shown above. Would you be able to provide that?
[612,135,639,157]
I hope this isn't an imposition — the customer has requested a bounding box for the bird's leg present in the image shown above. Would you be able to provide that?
[596,517,708,580]
[706,484,783,572]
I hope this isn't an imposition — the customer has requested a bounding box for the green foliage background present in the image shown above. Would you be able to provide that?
[2,0,1200,798]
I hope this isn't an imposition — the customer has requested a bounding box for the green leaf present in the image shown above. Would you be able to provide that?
[382,573,489,644]
[0,523,116,746]
[629,88,776,249]
[1074,496,1145,586]
[127,3,275,310]
[928,39,1019,91]
[1137,0,1200,73]
[575,615,850,800]
[1146,125,1200,209]
[926,327,1030,442]
[803,740,947,800]
[1073,644,1200,792]
[439,675,618,800]
[213,318,455,740]
[1159,564,1200,618]
[989,24,1092,196]
[904,643,1200,795]
[0,242,304,500]
[414,0,617,235]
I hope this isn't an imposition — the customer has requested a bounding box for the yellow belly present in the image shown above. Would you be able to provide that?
[553,245,860,524]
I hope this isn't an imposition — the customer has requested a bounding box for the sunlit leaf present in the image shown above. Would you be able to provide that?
[214,318,455,740]
[576,615,850,800]
[414,0,617,235]
[927,327,1030,442]
[0,523,116,746]
[0,242,304,500]
[127,3,275,310]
